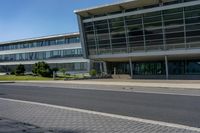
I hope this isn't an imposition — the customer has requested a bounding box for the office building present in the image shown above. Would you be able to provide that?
[0,33,90,74]
[75,0,200,79]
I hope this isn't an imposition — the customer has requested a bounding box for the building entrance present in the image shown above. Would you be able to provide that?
[107,62,130,75]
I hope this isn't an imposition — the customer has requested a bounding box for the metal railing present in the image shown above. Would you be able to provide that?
[88,42,200,56]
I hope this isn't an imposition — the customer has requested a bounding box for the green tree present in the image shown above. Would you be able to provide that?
[15,64,25,76]
[32,62,52,77]
[52,67,59,73]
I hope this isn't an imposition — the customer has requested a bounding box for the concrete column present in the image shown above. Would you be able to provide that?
[87,60,91,72]
[165,56,169,79]
[114,67,116,75]
[103,62,108,75]
[129,58,133,79]
[100,62,103,76]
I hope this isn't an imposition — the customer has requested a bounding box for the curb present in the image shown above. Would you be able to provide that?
[0,81,15,84]
[13,80,200,89]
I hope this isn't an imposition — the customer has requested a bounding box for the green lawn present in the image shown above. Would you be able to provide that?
[0,73,90,81]
[0,75,52,81]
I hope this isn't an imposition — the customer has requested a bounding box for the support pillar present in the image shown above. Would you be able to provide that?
[87,60,91,72]
[100,62,103,76]
[129,58,133,79]
[103,62,107,75]
[165,56,169,79]
[114,67,116,75]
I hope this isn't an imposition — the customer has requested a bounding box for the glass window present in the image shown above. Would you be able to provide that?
[165,26,184,33]
[163,12,183,20]
[163,8,183,15]
[57,38,65,45]
[186,30,200,37]
[168,61,185,75]
[185,17,200,24]
[186,23,200,31]
[133,62,165,75]
[166,32,184,38]
[144,11,161,17]
[0,48,82,62]
[144,22,162,29]
[164,19,183,26]
[143,16,161,24]
[186,60,200,74]
[75,63,81,70]
[145,28,163,35]
[185,5,200,12]
[126,19,142,25]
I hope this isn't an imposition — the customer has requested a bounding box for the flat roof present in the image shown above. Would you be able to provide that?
[75,0,173,17]
[0,32,80,45]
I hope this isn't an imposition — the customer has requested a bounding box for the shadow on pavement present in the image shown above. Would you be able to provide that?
[0,117,82,133]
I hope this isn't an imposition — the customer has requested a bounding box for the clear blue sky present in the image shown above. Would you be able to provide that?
[0,0,119,42]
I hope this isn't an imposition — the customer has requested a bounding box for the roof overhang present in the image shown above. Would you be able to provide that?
[75,0,174,17]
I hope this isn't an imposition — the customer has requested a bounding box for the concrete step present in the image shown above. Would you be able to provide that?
[112,74,131,79]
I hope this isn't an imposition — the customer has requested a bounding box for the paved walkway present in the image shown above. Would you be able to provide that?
[0,117,55,133]
[0,98,199,133]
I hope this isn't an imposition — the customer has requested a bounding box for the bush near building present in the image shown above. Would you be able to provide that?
[59,68,67,76]
[89,69,97,77]
[15,64,25,76]
[32,62,52,77]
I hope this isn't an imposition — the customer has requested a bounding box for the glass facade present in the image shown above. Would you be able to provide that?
[0,33,88,73]
[82,3,200,56]
[0,48,82,62]
[133,62,166,75]
[0,36,80,51]
[107,60,200,75]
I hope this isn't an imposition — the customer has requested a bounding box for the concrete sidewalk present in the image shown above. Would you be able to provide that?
[0,117,56,133]
[0,98,200,133]
[15,79,200,89]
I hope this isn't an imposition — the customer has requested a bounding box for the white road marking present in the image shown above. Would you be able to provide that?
[0,97,199,132]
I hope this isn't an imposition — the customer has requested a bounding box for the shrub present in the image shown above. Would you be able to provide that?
[32,62,52,77]
[15,64,25,76]
[59,68,67,76]
[10,71,15,75]
[89,69,97,77]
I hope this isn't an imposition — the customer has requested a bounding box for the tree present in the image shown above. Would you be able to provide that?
[15,64,25,76]
[52,67,59,73]
[32,62,52,77]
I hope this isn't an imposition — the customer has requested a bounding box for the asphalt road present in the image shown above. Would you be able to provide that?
[0,84,200,128]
